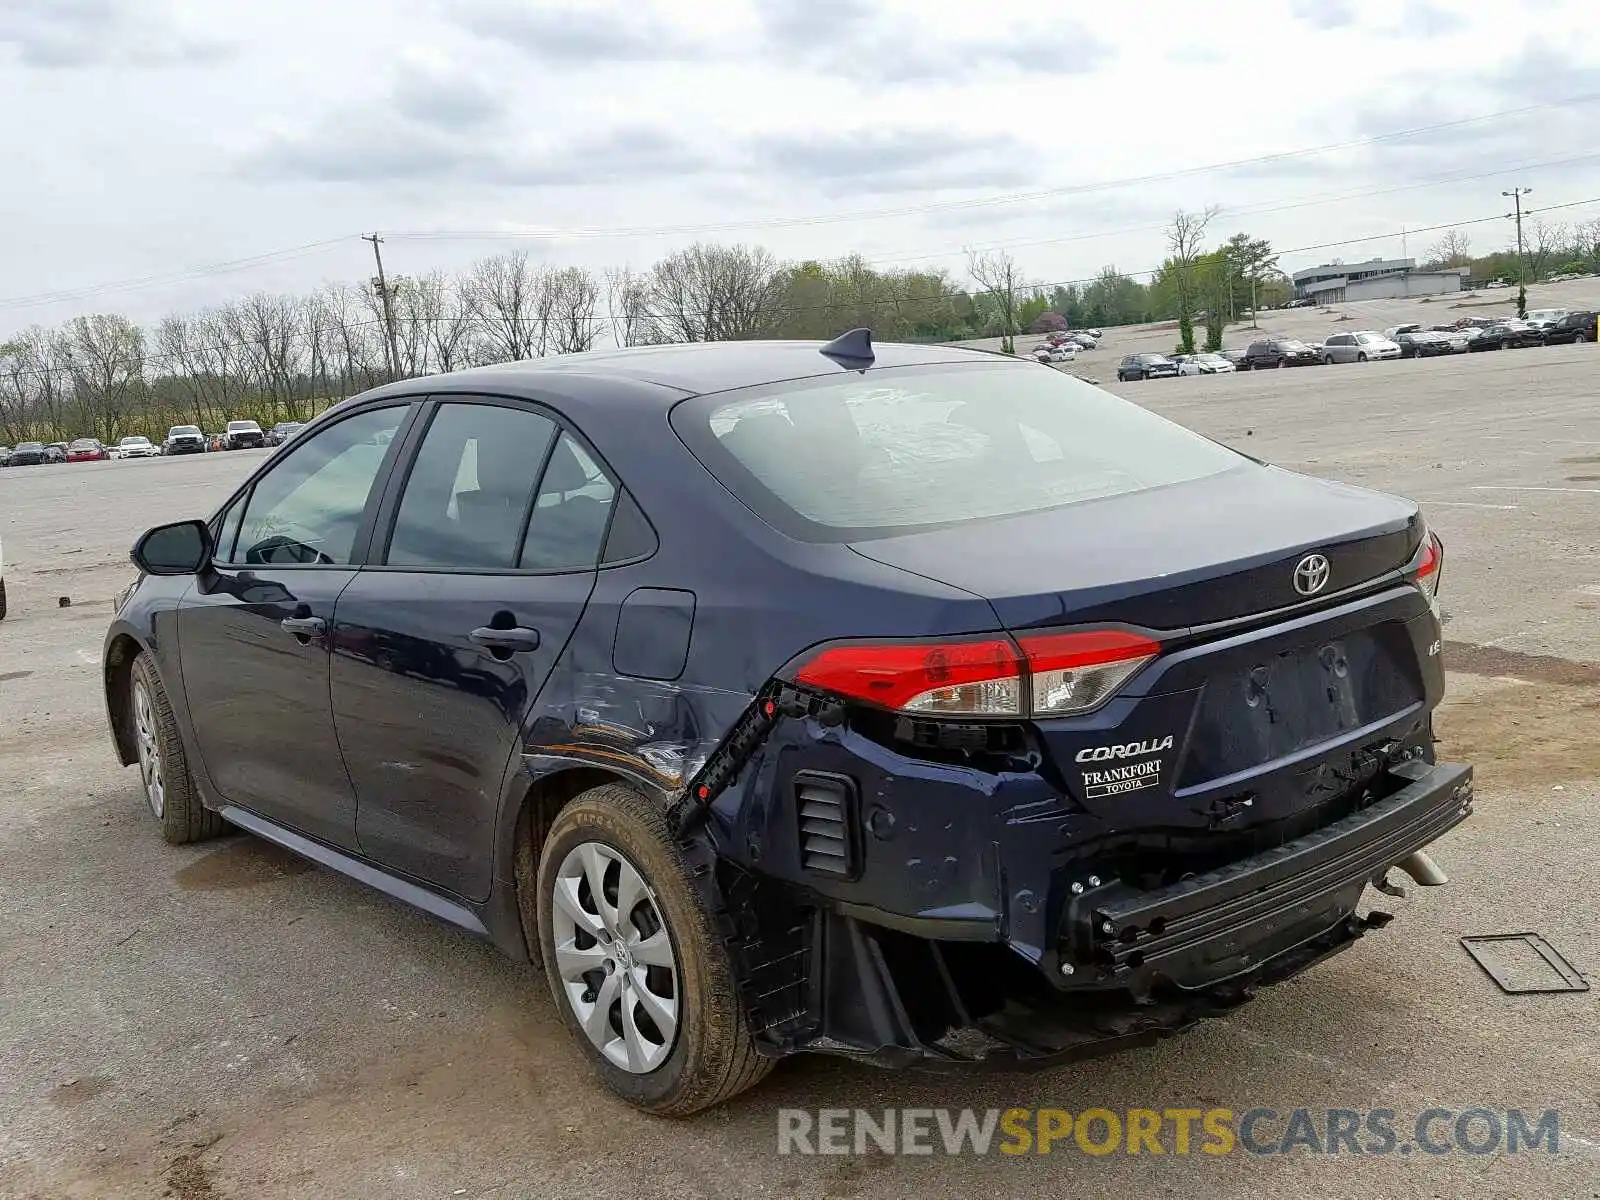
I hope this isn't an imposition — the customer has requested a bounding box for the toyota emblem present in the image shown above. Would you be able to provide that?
[1293,553,1331,596]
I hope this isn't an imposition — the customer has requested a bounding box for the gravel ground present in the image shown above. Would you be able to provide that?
[1,345,1597,1199]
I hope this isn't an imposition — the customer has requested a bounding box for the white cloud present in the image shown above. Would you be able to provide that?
[2,0,1598,328]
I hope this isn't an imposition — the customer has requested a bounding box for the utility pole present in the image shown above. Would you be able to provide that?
[1502,188,1532,316]
[362,232,401,379]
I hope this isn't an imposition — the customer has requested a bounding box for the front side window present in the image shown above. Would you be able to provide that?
[386,402,556,569]
[233,405,404,566]
[674,361,1244,542]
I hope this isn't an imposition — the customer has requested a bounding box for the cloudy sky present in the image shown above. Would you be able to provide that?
[2,0,1597,331]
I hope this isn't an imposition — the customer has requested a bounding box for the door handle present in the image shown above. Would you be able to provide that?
[469,625,541,652]
[280,615,327,639]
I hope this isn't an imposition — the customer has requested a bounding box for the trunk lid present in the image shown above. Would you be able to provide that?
[848,464,1421,633]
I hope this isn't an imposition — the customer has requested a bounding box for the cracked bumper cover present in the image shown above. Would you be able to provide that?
[1058,759,1473,988]
[690,747,1473,1071]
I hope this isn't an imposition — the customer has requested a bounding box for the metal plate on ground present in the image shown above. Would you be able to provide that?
[1461,933,1590,994]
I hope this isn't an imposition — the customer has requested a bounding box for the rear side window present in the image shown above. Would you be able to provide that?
[673,361,1243,542]
[519,433,617,571]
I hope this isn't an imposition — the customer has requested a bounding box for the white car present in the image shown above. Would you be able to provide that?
[1526,308,1568,331]
[116,435,158,459]
[1176,352,1237,375]
[1032,344,1077,363]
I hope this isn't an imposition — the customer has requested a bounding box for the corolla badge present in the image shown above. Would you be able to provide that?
[1293,553,1330,596]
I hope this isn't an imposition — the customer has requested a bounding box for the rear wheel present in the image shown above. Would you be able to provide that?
[0,577,7,620]
[1277,357,1288,369]
[536,784,772,1115]
[130,654,226,844]
[1357,352,1367,362]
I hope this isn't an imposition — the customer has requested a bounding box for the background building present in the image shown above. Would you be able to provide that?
[1292,257,1469,304]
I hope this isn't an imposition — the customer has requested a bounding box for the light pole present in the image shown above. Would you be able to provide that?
[1503,188,1532,316]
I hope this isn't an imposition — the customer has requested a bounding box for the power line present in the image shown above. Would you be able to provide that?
[385,93,1600,244]
[0,238,356,314]
[4,196,1597,390]
[869,150,1600,266]
[5,91,1599,317]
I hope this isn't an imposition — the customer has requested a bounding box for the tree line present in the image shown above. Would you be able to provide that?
[0,245,1016,444]
[8,211,1588,444]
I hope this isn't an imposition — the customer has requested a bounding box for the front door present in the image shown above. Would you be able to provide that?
[332,400,620,899]
[178,402,411,848]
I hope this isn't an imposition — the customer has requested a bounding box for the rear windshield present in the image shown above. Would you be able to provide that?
[672,361,1244,541]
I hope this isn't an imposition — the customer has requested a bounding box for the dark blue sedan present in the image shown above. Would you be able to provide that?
[103,333,1471,1114]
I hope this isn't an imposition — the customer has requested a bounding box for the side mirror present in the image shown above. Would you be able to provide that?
[132,519,211,576]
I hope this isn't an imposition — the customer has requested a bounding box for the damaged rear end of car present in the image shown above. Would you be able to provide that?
[665,356,1472,1072]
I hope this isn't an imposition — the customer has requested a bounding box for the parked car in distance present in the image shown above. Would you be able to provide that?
[104,335,1470,1116]
[1241,338,1320,369]
[224,419,266,451]
[1383,324,1425,340]
[164,426,207,455]
[1471,320,1544,351]
[1543,311,1595,344]
[67,438,108,463]
[1067,332,1099,349]
[1174,352,1237,375]
[1395,330,1468,358]
[1322,332,1402,364]
[44,443,68,463]
[0,446,10,467]
[1525,308,1568,332]
[267,421,306,447]
[8,441,49,466]
[116,435,159,459]
[1032,343,1076,363]
[1218,348,1248,367]
[1116,353,1179,381]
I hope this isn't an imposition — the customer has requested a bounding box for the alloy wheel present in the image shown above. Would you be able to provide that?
[551,841,680,1074]
[132,680,165,819]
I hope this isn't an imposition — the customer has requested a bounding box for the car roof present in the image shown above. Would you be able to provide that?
[350,339,1006,414]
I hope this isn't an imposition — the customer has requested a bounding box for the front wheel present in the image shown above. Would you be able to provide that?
[536,784,772,1115]
[1357,352,1367,362]
[1277,357,1288,369]
[129,654,226,844]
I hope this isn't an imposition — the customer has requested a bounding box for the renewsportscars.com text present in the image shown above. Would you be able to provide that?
[776,1107,1564,1157]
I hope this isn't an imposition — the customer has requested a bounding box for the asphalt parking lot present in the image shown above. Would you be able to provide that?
[2,346,1598,1199]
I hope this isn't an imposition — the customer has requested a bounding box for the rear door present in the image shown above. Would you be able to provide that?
[331,397,621,900]
[177,401,413,848]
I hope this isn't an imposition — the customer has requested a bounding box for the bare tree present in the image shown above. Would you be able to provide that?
[1523,219,1568,282]
[1425,229,1473,268]
[648,243,786,342]
[61,313,145,442]
[966,248,1027,354]
[465,251,548,362]
[0,326,71,439]
[1165,206,1219,354]
[605,267,658,347]
[546,266,602,355]
[1573,218,1600,268]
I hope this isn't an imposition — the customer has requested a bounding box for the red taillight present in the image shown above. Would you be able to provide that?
[1411,530,1443,599]
[794,637,1024,716]
[790,628,1160,718]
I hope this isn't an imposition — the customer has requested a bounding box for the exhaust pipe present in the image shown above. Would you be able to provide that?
[1395,850,1448,887]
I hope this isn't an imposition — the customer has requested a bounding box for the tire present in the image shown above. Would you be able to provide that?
[129,653,227,845]
[536,784,772,1116]
[1277,357,1288,369]
[1356,352,1367,362]
[1322,356,1333,366]
[0,577,7,621]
